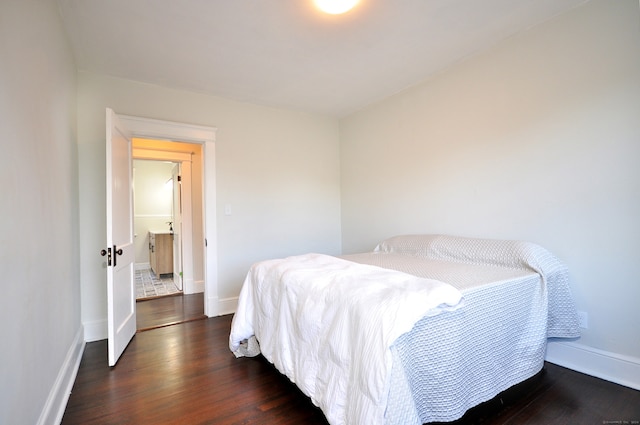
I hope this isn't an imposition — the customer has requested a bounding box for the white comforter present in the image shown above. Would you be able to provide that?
[229,253,462,425]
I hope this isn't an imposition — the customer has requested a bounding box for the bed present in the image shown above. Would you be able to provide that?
[229,234,580,425]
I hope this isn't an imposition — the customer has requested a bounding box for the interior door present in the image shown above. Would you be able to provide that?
[172,164,183,291]
[105,108,136,366]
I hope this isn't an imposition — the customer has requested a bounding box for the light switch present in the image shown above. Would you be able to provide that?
[224,204,232,216]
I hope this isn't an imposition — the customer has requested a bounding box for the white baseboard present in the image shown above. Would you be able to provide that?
[135,262,150,271]
[83,319,107,342]
[217,297,238,316]
[545,340,640,391]
[37,326,85,425]
[206,296,238,317]
[184,279,204,295]
[193,279,205,294]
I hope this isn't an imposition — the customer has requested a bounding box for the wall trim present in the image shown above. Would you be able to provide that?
[218,297,238,317]
[206,296,238,317]
[135,262,151,271]
[119,114,217,144]
[37,326,85,425]
[545,340,640,391]
[84,319,107,342]
[184,279,205,295]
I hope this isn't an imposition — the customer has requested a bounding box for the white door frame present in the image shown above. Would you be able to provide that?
[171,162,184,292]
[133,150,194,293]
[118,114,219,317]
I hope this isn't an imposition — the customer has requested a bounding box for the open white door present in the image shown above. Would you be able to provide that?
[104,108,136,366]
[172,163,183,291]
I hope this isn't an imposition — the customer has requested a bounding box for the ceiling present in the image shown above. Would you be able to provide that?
[57,0,589,117]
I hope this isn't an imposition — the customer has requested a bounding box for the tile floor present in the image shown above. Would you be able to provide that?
[135,266,181,299]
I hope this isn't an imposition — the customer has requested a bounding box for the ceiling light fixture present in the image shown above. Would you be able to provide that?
[314,0,359,15]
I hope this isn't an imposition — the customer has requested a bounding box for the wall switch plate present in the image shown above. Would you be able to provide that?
[577,311,588,329]
[224,204,232,216]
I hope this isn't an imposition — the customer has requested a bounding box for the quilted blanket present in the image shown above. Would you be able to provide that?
[229,253,462,425]
[360,234,581,423]
[372,234,580,338]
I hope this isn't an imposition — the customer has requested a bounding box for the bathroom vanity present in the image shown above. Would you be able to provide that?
[149,231,173,276]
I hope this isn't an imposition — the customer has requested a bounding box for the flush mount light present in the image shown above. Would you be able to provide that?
[314,0,360,15]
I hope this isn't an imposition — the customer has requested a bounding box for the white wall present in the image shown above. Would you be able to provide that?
[77,73,342,339]
[341,0,640,381]
[0,1,82,424]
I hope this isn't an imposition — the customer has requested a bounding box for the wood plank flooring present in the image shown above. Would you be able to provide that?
[136,292,205,331]
[63,303,640,425]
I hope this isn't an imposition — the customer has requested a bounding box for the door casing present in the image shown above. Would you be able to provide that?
[117,113,219,316]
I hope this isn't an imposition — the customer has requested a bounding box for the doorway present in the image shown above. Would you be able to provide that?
[132,139,205,330]
[133,159,180,300]
[114,112,219,316]
[106,110,218,365]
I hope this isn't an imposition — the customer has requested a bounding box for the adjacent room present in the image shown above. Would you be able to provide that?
[1,0,638,424]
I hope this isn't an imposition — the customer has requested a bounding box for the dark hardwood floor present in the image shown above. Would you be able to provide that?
[63,302,640,425]
[136,292,206,331]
